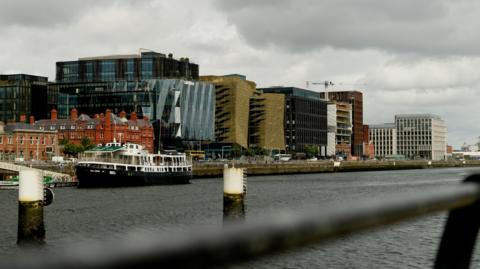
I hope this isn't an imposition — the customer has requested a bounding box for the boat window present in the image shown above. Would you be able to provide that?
[128,166,135,171]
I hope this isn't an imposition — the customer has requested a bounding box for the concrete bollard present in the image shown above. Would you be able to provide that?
[223,164,246,222]
[17,170,45,245]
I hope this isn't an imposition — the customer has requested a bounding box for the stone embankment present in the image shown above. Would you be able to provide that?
[193,160,480,178]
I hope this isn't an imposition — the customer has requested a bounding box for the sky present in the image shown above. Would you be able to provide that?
[1,0,479,148]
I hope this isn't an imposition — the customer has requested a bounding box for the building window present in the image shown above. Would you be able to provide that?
[8,136,12,144]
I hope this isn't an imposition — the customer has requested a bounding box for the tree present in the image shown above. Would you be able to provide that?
[62,143,83,157]
[59,138,69,146]
[304,144,319,158]
[80,137,95,151]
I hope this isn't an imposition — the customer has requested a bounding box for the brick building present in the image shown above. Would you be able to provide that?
[33,109,155,153]
[0,121,58,161]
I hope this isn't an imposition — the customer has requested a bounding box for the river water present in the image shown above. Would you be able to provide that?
[1,167,480,268]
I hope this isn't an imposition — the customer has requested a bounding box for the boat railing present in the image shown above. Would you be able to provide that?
[79,156,193,167]
[6,174,480,268]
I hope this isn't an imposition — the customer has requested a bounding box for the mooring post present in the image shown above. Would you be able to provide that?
[17,170,45,245]
[223,164,246,222]
[434,174,480,269]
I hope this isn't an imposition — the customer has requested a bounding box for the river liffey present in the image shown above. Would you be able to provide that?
[2,167,480,268]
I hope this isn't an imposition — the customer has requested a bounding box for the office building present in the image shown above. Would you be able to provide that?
[0,74,55,123]
[369,123,397,158]
[261,87,327,154]
[395,114,447,160]
[249,93,285,150]
[55,79,215,149]
[201,75,257,149]
[56,50,198,83]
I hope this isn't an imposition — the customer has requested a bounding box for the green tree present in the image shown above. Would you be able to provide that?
[80,137,95,150]
[59,138,69,146]
[62,143,83,157]
[304,144,319,158]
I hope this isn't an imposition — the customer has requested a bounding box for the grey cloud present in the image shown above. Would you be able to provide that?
[215,0,480,55]
[0,0,153,28]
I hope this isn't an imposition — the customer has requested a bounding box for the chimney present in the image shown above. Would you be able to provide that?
[105,109,112,142]
[105,109,112,126]
[51,109,57,121]
[130,112,137,121]
[19,114,26,123]
[70,108,78,121]
[29,116,35,125]
[119,111,127,119]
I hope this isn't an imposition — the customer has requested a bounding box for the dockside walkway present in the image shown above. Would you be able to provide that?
[193,160,480,177]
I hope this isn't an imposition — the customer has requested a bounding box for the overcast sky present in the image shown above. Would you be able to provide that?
[1,0,479,148]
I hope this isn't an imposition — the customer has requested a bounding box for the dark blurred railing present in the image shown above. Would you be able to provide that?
[5,174,480,269]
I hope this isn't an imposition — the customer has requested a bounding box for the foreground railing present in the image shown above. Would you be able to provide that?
[5,174,480,269]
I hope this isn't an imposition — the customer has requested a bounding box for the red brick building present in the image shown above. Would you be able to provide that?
[35,109,154,153]
[0,122,58,161]
[0,109,155,160]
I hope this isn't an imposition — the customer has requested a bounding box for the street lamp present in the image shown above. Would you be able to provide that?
[221,146,232,160]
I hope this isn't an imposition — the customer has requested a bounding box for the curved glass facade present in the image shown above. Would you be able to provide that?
[55,79,215,142]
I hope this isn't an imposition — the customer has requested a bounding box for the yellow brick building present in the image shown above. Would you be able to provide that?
[200,75,256,149]
[201,75,285,151]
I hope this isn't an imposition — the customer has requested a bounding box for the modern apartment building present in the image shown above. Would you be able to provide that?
[334,101,352,157]
[320,91,363,156]
[369,123,397,158]
[395,114,447,160]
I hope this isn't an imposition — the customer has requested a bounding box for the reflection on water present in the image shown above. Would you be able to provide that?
[1,167,480,268]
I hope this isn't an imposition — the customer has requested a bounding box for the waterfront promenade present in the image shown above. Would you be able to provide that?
[193,159,480,177]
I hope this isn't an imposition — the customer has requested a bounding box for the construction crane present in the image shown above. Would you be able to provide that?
[306,81,334,90]
[306,81,367,90]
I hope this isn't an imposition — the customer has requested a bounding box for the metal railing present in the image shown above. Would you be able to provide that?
[5,174,480,269]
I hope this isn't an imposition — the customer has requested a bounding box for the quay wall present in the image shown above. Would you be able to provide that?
[193,160,480,178]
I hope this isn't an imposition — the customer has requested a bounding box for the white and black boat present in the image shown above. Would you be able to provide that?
[76,142,192,187]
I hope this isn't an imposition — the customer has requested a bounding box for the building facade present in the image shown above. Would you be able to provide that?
[0,74,55,123]
[248,93,285,150]
[326,103,337,157]
[54,79,215,147]
[0,122,58,161]
[56,51,198,83]
[395,114,447,160]
[201,75,257,149]
[35,109,155,153]
[369,123,397,158]
[334,102,352,157]
[320,91,363,156]
[261,87,327,154]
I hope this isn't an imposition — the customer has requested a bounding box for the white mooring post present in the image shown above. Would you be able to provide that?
[223,164,246,222]
[17,170,45,245]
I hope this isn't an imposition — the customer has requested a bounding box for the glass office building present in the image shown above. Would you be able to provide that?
[56,79,215,142]
[0,74,55,122]
[56,51,199,83]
